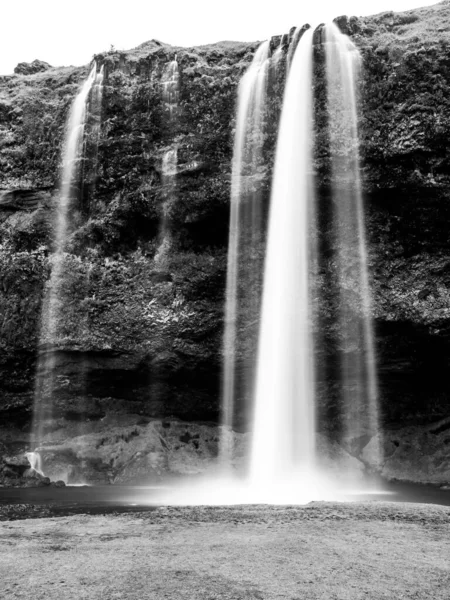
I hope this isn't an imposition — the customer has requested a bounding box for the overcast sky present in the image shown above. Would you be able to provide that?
[1,0,440,75]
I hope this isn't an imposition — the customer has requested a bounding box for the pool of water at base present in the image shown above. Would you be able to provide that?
[0,480,449,515]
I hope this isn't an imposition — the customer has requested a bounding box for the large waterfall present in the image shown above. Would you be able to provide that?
[207,22,381,505]
[32,63,103,449]
[325,23,381,464]
[249,27,316,495]
[220,41,270,467]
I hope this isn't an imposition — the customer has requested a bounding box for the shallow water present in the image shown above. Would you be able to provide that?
[0,481,449,514]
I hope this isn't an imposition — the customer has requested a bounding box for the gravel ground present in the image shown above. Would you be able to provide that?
[1,502,449,599]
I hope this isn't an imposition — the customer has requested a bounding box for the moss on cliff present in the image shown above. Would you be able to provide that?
[1,2,450,430]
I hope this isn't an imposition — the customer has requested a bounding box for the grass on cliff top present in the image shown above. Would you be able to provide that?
[360,0,450,47]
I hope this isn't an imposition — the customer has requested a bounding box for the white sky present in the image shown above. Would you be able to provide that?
[1,0,440,75]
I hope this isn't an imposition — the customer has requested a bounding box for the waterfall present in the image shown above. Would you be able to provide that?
[271,35,286,72]
[324,23,380,462]
[32,63,100,446]
[249,27,316,491]
[25,451,44,477]
[162,57,180,121]
[87,65,105,182]
[220,41,270,467]
[162,148,178,177]
[155,57,181,265]
[156,148,178,263]
[286,27,304,70]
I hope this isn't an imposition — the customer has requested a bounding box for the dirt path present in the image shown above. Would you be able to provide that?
[1,502,449,599]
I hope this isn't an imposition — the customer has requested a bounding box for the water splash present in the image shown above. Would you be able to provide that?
[32,63,100,445]
[249,27,316,490]
[220,41,270,467]
[25,451,44,477]
[324,23,380,463]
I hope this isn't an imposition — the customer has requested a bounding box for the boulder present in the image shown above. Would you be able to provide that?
[3,455,29,468]
[361,419,450,485]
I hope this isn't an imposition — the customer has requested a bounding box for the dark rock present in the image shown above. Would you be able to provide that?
[332,15,362,36]
[3,455,29,469]
[22,468,40,479]
[14,60,52,75]
[36,477,51,487]
[269,36,281,54]
[0,189,50,211]
[313,24,325,46]
[1,466,19,479]
[418,288,433,300]
[333,15,351,35]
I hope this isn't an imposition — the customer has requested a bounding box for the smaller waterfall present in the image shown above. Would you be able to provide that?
[286,27,304,70]
[162,57,180,121]
[271,35,286,72]
[162,148,178,178]
[220,41,270,467]
[56,63,97,257]
[324,23,380,463]
[249,27,316,495]
[156,57,180,265]
[25,451,44,477]
[156,147,178,263]
[32,62,100,444]
[89,65,105,173]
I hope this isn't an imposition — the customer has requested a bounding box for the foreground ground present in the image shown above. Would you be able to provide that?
[0,502,449,599]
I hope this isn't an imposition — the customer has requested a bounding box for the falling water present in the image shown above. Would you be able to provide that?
[220,41,270,467]
[87,65,105,180]
[286,27,304,70]
[156,57,180,263]
[272,35,286,72]
[32,63,99,446]
[162,56,180,121]
[324,23,380,462]
[25,451,44,477]
[162,148,178,177]
[249,27,316,491]
[156,147,178,263]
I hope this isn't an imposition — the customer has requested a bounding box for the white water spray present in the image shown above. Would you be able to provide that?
[272,35,286,72]
[32,63,99,443]
[155,147,178,263]
[162,57,180,121]
[220,41,270,466]
[249,27,316,493]
[25,451,44,477]
[287,27,304,70]
[88,65,105,176]
[325,23,380,462]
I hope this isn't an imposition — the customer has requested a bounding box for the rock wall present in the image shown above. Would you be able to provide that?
[1,2,450,484]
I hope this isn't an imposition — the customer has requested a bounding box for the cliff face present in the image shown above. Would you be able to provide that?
[1,3,450,483]
[0,41,258,426]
